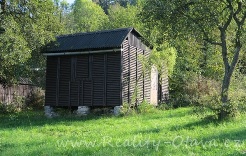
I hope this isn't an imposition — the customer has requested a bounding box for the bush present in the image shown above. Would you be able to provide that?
[26,88,45,110]
[158,102,173,110]
[136,100,157,114]
[194,93,239,120]
[0,94,25,114]
[120,100,158,116]
[120,102,137,116]
[193,73,246,120]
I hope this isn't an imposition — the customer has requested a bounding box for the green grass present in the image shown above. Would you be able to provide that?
[0,107,246,156]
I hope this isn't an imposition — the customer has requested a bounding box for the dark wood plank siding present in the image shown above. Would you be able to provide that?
[144,50,151,103]
[77,55,89,79]
[82,80,93,106]
[159,75,169,102]
[122,39,129,104]
[58,57,71,106]
[70,81,79,106]
[137,48,144,104]
[45,31,158,107]
[76,55,91,106]
[129,45,137,105]
[92,54,105,105]
[106,53,121,106]
[45,53,121,107]
[121,37,152,106]
[45,57,58,106]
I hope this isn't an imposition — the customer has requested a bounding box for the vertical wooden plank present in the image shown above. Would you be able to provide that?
[56,57,60,106]
[81,80,84,105]
[104,53,107,106]
[128,43,130,103]
[91,80,93,106]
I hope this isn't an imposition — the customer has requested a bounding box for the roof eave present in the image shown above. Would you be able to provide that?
[43,48,122,56]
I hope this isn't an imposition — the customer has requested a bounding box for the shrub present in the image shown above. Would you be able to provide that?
[158,102,173,110]
[136,100,157,114]
[120,100,158,116]
[195,94,235,120]
[193,74,246,120]
[0,94,25,114]
[120,102,137,116]
[26,88,45,110]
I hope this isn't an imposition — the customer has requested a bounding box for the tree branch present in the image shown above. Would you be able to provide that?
[219,28,230,71]
[222,0,233,30]
[182,13,222,46]
[240,11,246,25]
[233,2,242,25]
[203,38,222,46]
[229,41,241,77]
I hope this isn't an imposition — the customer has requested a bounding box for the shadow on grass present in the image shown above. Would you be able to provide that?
[0,110,114,130]
[202,129,246,142]
[199,129,246,156]
[169,117,220,131]
[164,108,194,118]
[140,107,194,121]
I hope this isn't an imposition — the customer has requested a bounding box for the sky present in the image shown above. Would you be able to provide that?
[66,0,75,4]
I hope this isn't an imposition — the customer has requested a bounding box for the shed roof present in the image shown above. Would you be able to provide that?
[44,27,145,53]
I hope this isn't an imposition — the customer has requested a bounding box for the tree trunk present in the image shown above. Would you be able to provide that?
[219,27,241,119]
[221,71,230,103]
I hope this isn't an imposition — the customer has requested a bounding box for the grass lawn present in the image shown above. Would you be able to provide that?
[0,107,246,156]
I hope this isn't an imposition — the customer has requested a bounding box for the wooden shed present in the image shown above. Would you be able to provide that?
[43,28,168,113]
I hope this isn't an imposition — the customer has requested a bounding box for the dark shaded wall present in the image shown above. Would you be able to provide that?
[45,52,121,107]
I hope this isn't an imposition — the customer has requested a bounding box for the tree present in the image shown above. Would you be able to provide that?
[142,0,246,118]
[72,0,108,32]
[0,0,64,86]
[106,3,140,29]
[92,0,137,14]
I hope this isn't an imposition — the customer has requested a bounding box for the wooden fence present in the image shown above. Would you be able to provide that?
[0,84,38,104]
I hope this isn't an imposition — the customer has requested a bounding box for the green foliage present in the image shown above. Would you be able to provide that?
[0,94,25,114]
[121,100,157,116]
[196,93,241,120]
[92,0,138,14]
[141,0,246,120]
[120,102,137,116]
[229,71,246,112]
[106,3,141,29]
[0,0,64,86]
[193,72,246,120]
[26,88,45,110]
[0,16,31,84]
[73,0,109,32]
[151,43,177,77]
[136,100,157,114]
[157,102,173,110]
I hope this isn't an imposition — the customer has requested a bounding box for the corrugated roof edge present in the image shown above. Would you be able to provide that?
[124,27,153,49]
[55,27,151,47]
[42,27,152,53]
[57,27,135,39]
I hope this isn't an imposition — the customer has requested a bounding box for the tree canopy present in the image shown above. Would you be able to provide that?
[0,0,64,86]
[72,0,108,32]
[142,0,246,118]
